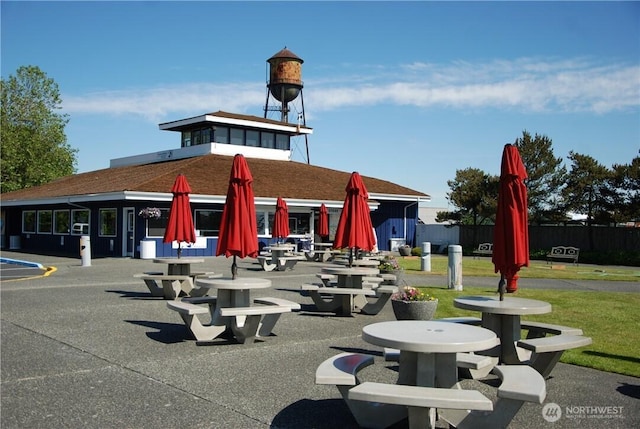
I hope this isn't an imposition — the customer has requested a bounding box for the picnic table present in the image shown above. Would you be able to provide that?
[153,257,204,276]
[166,277,298,344]
[453,296,552,364]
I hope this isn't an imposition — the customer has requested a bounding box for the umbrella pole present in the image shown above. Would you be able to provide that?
[232,255,238,280]
[348,248,353,268]
[498,274,506,301]
[177,243,182,259]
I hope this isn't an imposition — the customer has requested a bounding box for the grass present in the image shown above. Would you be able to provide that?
[391,256,640,377]
[398,255,640,281]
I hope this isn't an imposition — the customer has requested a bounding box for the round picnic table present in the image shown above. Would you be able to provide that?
[454,296,552,364]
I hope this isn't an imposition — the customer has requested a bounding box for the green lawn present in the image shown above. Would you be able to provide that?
[394,256,640,378]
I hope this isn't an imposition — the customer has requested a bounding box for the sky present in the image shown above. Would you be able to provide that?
[2,1,639,208]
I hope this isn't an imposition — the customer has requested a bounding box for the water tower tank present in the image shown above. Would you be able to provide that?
[267,47,303,104]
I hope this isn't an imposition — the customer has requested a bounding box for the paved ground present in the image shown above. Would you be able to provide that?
[1,251,638,428]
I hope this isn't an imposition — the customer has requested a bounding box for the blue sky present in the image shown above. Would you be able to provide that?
[2,1,639,208]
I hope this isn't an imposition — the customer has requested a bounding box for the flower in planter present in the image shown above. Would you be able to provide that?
[138,207,161,219]
[378,255,401,272]
[391,286,436,302]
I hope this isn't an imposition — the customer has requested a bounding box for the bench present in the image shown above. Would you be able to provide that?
[520,321,583,339]
[138,274,202,300]
[276,255,303,271]
[315,352,407,429]
[383,348,497,380]
[301,284,377,316]
[440,365,546,429]
[256,255,277,272]
[166,300,225,342]
[217,305,292,343]
[378,272,397,285]
[349,382,493,429]
[316,273,337,286]
[517,334,593,377]
[362,276,384,287]
[546,246,580,265]
[133,272,165,297]
[304,249,333,262]
[253,297,301,337]
[437,316,482,325]
[472,243,493,258]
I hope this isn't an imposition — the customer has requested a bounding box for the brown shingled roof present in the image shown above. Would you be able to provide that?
[2,154,429,202]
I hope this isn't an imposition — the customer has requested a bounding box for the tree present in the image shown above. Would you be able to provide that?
[1,66,77,193]
[562,151,613,249]
[514,130,567,224]
[438,168,498,244]
[610,156,640,222]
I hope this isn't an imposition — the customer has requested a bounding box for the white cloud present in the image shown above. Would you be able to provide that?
[62,57,640,121]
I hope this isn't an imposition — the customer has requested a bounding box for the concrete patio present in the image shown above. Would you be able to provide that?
[1,251,638,428]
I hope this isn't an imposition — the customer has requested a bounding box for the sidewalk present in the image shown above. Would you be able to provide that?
[1,252,638,428]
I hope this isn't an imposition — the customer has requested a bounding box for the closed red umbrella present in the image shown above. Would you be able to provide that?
[271,197,290,242]
[492,144,529,299]
[318,203,329,238]
[163,174,196,258]
[216,154,259,279]
[333,172,376,266]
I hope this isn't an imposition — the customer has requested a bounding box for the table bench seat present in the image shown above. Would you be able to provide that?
[277,256,304,271]
[316,353,407,429]
[256,256,277,272]
[440,365,546,429]
[166,300,225,342]
[521,321,583,338]
[517,334,592,377]
[138,274,202,300]
[349,381,493,429]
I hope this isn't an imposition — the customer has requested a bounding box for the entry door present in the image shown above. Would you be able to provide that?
[124,208,135,257]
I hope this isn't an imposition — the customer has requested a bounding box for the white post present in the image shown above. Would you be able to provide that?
[80,235,91,267]
[421,242,431,272]
[447,245,462,290]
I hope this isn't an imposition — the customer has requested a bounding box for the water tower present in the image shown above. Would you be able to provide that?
[264,47,305,124]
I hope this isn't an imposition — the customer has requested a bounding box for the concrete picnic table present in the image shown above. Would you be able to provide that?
[320,265,379,289]
[153,257,204,276]
[454,296,552,364]
[362,320,499,388]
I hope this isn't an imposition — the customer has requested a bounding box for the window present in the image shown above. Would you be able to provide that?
[275,134,289,150]
[192,130,202,146]
[22,210,36,233]
[71,209,90,235]
[195,209,222,236]
[246,130,259,147]
[214,126,229,143]
[261,132,275,149]
[147,208,169,237]
[288,212,310,235]
[202,128,211,144]
[37,211,52,234]
[182,131,191,147]
[54,210,70,234]
[230,128,244,145]
[99,208,117,237]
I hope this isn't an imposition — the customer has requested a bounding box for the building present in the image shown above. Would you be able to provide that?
[1,110,430,258]
[0,49,431,258]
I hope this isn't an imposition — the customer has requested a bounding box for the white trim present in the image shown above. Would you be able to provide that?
[159,114,312,135]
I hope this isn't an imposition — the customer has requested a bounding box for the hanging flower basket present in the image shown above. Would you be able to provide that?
[138,207,161,219]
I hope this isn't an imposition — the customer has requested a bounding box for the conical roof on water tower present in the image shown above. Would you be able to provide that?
[267,47,303,104]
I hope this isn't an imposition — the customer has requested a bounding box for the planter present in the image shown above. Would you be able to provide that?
[391,299,439,320]
[398,246,412,256]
